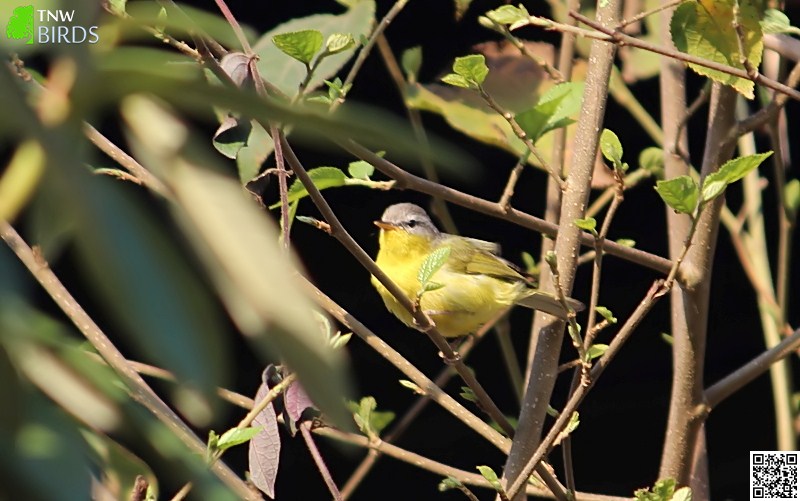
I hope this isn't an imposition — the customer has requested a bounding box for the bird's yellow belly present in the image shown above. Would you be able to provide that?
[371,270,521,338]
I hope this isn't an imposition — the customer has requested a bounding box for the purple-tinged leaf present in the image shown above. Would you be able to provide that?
[285,379,315,426]
[248,380,280,498]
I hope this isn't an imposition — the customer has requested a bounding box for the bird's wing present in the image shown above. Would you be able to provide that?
[440,235,525,281]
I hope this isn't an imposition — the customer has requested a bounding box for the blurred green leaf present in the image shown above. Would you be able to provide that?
[269,167,347,209]
[0,140,45,222]
[785,179,800,217]
[213,116,252,160]
[83,430,159,500]
[438,476,463,492]
[595,306,617,324]
[401,46,422,83]
[347,160,374,179]
[485,5,529,25]
[216,427,262,452]
[761,9,800,35]
[586,343,609,360]
[639,146,664,175]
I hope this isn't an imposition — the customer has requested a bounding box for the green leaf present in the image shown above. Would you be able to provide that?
[565,411,580,434]
[520,251,537,274]
[272,30,324,65]
[325,33,356,55]
[212,116,252,160]
[485,5,529,25]
[515,82,582,143]
[417,246,451,284]
[671,487,693,501]
[346,397,394,438]
[661,332,674,345]
[476,466,502,491]
[655,175,699,214]
[254,2,375,97]
[438,476,463,492]
[639,146,664,174]
[216,427,262,452]
[460,386,477,402]
[423,281,445,292]
[441,73,474,89]
[701,152,773,202]
[671,0,763,99]
[574,217,597,232]
[399,379,424,394]
[586,344,609,360]
[270,167,348,208]
[452,54,489,86]
[600,129,624,166]
[761,9,800,35]
[595,306,617,324]
[401,46,422,83]
[785,179,800,216]
[616,238,636,247]
[348,160,374,179]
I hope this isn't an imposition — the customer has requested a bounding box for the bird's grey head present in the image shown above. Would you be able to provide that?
[376,203,440,236]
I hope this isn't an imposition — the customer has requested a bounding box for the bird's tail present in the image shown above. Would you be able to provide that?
[517,290,585,318]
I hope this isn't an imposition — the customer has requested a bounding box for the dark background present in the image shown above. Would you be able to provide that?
[12,0,800,499]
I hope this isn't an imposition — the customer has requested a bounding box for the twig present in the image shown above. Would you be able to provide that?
[564,11,800,101]
[342,141,674,275]
[300,422,343,500]
[705,328,800,408]
[672,83,711,161]
[585,167,653,219]
[336,0,411,108]
[318,428,622,501]
[618,0,683,29]
[212,0,252,53]
[238,374,296,429]
[498,155,528,211]
[479,87,565,190]
[482,18,565,83]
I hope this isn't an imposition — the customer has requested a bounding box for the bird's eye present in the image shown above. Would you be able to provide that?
[407,219,417,228]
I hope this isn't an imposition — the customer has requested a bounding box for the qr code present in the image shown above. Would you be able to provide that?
[751,451,799,500]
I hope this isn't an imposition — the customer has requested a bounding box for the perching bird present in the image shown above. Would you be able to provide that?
[371,203,584,337]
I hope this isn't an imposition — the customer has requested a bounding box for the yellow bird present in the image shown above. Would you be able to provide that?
[372,203,584,338]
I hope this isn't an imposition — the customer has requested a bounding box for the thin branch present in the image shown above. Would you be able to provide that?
[705,328,800,408]
[568,11,800,101]
[618,0,683,29]
[342,141,674,275]
[498,155,528,211]
[212,0,252,54]
[300,422,343,500]
[479,87,565,190]
[336,0,411,107]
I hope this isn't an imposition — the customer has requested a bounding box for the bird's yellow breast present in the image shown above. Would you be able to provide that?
[372,229,525,337]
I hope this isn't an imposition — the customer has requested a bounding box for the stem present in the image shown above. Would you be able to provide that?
[479,87,565,189]
[342,141,674,274]
[300,422,342,500]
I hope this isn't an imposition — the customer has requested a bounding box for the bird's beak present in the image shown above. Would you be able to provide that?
[374,220,397,230]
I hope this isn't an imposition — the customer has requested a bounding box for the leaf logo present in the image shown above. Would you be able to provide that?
[6,5,34,45]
